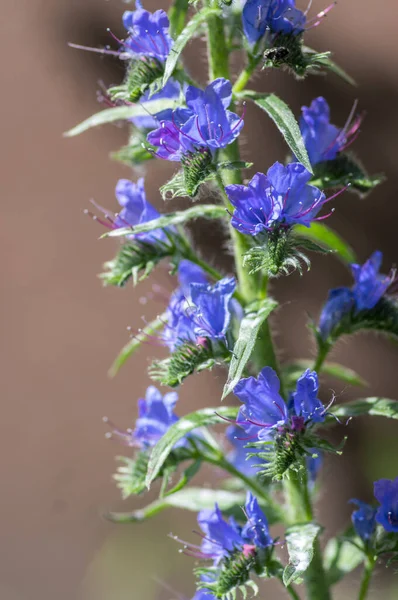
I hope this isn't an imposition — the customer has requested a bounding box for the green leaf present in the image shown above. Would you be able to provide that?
[282,360,367,390]
[64,98,179,137]
[162,460,202,497]
[239,92,312,174]
[324,531,365,586]
[222,298,278,399]
[105,487,246,523]
[104,204,227,238]
[146,406,238,488]
[303,48,356,87]
[109,312,167,377]
[283,523,322,587]
[294,222,356,265]
[331,397,398,421]
[163,7,221,86]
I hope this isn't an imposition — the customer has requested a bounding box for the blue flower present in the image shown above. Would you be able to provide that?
[196,494,272,565]
[232,367,327,444]
[131,79,182,130]
[293,369,326,423]
[318,288,355,340]
[147,78,244,161]
[114,178,170,244]
[226,162,332,235]
[190,277,236,341]
[134,386,180,448]
[351,251,393,312]
[318,251,394,340]
[242,492,273,549]
[350,499,377,542]
[242,0,306,45]
[123,1,173,62]
[227,425,262,476]
[300,97,361,166]
[104,386,183,449]
[234,367,288,441]
[197,504,245,565]
[374,477,398,533]
[163,261,209,351]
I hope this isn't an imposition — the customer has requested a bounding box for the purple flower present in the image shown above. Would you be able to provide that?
[227,425,262,476]
[242,492,273,549]
[104,385,182,449]
[293,369,326,424]
[318,288,355,340]
[113,178,170,244]
[196,493,272,565]
[147,78,244,161]
[300,97,361,166]
[122,1,173,62]
[131,79,182,130]
[233,367,327,442]
[197,504,245,565]
[374,477,398,533]
[234,367,288,441]
[351,251,393,312]
[190,277,236,341]
[242,0,306,45]
[163,261,209,352]
[350,499,377,542]
[226,162,334,235]
[319,251,395,340]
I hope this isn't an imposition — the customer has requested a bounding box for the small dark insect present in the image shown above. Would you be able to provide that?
[263,46,290,63]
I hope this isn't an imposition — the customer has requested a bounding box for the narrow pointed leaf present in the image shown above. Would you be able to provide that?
[109,312,167,377]
[303,47,356,87]
[294,222,356,265]
[283,523,322,586]
[146,406,239,487]
[222,298,278,399]
[104,204,227,238]
[239,91,312,174]
[106,487,246,523]
[331,397,398,421]
[64,98,179,137]
[163,7,221,86]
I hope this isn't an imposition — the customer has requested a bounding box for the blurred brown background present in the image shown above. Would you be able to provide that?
[1,0,398,599]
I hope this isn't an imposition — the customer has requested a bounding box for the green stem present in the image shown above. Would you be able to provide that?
[232,55,262,94]
[313,343,331,373]
[168,0,189,38]
[205,0,230,80]
[207,455,284,521]
[358,556,375,600]
[284,472,331,600]
[280,579,302,600]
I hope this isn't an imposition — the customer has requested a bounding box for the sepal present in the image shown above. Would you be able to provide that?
[100,231,181,287]
[108,58,164,103]
[311,153,384,198]
[262,34,331,79]
[149,340,230,387]
[243,229,312,277]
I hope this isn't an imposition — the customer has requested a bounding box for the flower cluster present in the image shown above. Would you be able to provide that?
[122,1,173,63]
[319,251,395,339]
[147,78,244,161]
[226,162,335,235]
[163,261,238,351]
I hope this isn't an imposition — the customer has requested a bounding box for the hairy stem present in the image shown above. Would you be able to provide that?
[358,556,375,600]
[313,343,331,373]
[232,55,263,94]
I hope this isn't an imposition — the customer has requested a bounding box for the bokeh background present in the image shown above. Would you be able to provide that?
[2,1,398,599]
